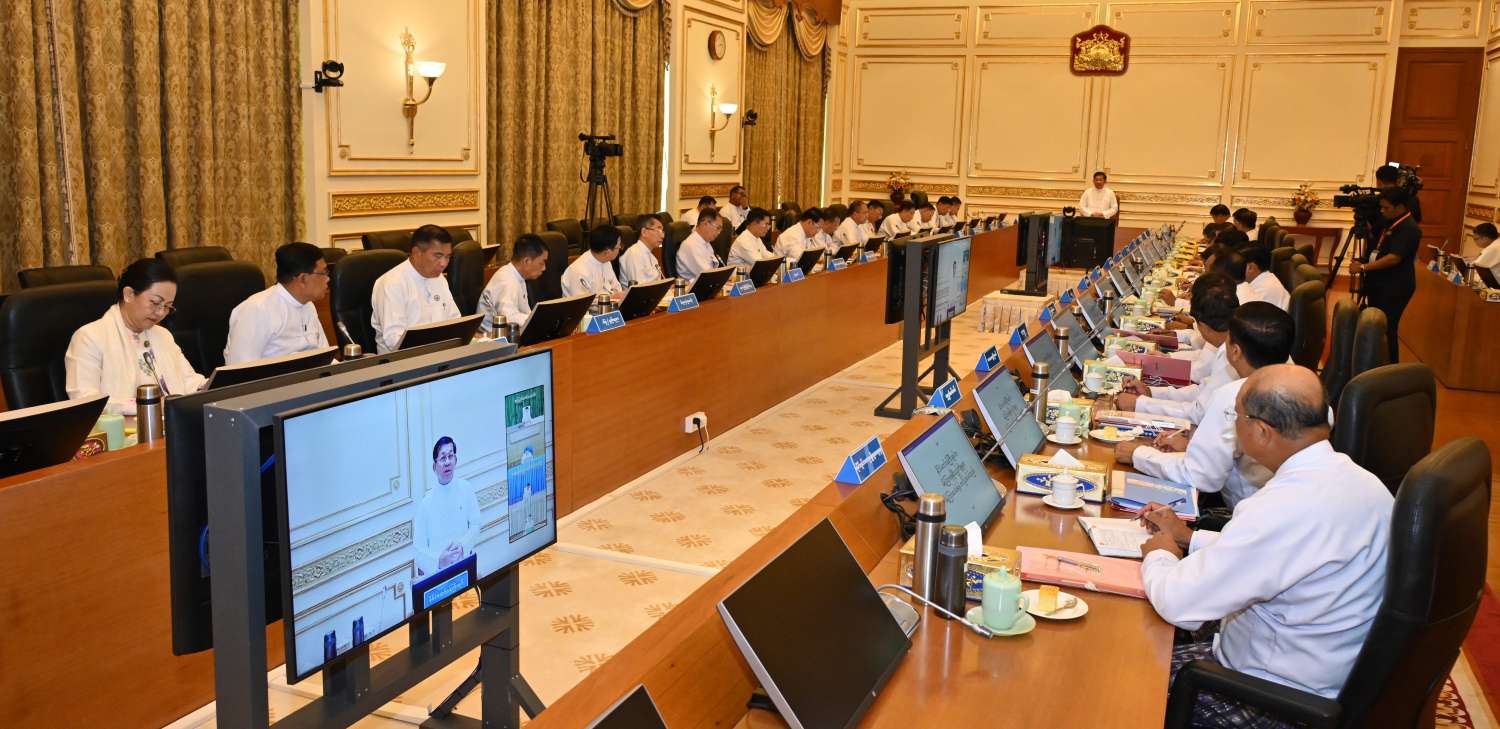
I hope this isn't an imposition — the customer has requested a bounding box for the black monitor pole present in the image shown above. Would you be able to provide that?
[875,238,958,420]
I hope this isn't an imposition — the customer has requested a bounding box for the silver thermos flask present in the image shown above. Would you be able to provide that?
[935,525,969,619]
[912,492,946,601]
[341,343,363,359]
[1031,361,1050,429]
[136,384,164,445]
[1055,325,1071,364]
[1102,289,1117,324]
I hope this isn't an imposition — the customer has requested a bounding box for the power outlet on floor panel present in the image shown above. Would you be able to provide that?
[683,412,707,434]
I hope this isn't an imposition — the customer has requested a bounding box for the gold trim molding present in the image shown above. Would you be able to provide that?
[330,189,481,218]
[831,179,842,191]
[1118,192,1224,206]
[966,186,1077,201]
[1468,203,1499,222]
[680,182,739,198]
[1232,195,1297,208]
[848,180,959,194]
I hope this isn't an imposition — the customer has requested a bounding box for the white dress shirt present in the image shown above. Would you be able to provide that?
[1176,327,1204,349]
[1079,186,1119,218]
[775,225,814,264]
[681,207,702,227]
[65,304,206,414]
[1132,378,1271,507]
[1237,271,1291,311]
[1473,242,1500,279]
[412,476,482,578]
[816,230,839,254]
[728,230,772,268]
[561,253,623,298]
[1142,441,1391,698]
[477,263,531,333]
[879,214,916,239]
[618,242,664,285]
[224,284,329,365]
[1162,341,1221,389]
[371,260,460,354]
[836,217,870,248]
[675,231,720,283]
[912,214,937,233]
[723,204,749,230]
[1136,344,1233,424]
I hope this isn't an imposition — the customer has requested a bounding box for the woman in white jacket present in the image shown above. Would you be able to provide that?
[65,258,206,414]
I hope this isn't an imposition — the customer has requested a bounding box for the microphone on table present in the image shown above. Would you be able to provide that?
[878,583,994,638]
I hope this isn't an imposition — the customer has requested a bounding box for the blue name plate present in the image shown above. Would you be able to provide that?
[668,294,700,312]
[729,280,756,297]
[834,435,888,486]
[976,345,1001,373]
[585,310,625,334]
[927,378,961,408]
[783,267,806,283]
[859,252,873,264]
[828,258,848,271]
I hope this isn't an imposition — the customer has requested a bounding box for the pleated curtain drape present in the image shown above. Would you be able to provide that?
[0,0,303,288]
[486,0,665,263]
[743,3,826,212]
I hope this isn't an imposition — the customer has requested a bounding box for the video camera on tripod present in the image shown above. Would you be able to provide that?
[1327,163,1422,302]
[579,132,624,232]
[579,132,623,161]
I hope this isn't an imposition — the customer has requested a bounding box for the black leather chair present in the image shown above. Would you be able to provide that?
[1350,307,1389,380]
[165,261,266,374]
[711,223,734,263]
[824,203,849,220]
[662,221,692,279]
[1295,242,1315,265]
[320,247,348,266]
[545,219,584,255]
[0,281,117,408]
[1294,262,1322,291]
[529,231,569,303]
[615,224,640,250]
[1288,280,1326,369]
[1333,363,1438,494]
[1270,247,1296,290]
[361,227,475,253]
[329,249,405,352]
[1167,436,1490,729]
[17,264,113,290]
[653,211,674,226]
[612,212,646,227]
[156,246,232,268]
[445,240,486,316]
[909,190,930,209]
[1321,299,1358,406]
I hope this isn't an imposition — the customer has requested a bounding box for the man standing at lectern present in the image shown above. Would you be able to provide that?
[1079,171,1118,219]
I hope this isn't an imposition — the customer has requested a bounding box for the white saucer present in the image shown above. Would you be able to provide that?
[966,605,1037,637]
[1046,433,1083,445]
[1089,427,1141,443]
[1022,589,1089,620]
[1041,493,1084,510]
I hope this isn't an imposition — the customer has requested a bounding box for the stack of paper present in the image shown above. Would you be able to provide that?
[1077,516,1151,558]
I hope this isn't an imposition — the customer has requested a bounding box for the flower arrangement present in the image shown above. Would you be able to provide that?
[887,170,911,194]
[1291,183,1322,211]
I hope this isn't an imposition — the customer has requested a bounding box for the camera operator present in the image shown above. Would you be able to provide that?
[1350,188,1420,364]
[1373,165,1421,226]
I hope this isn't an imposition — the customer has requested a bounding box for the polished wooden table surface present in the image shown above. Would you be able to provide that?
[1401,265,1500,392]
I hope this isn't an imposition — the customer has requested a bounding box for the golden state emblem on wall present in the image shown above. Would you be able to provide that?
[1070,25,1130,76]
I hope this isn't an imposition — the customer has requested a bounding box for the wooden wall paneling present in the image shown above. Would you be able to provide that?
[1386,48,1485,248]
[1247,0,1393,45]
[969,55,1092,181]
[851,56,966,173]
[855,5,970,47]
[1106,0,1242,47]
[1098,54,1235,185]
[974,2,1099,47]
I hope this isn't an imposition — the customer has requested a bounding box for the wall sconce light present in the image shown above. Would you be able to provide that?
[401,28,446,152]
[708,85,738,160]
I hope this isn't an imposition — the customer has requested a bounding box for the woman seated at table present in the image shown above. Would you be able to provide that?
[65,258,207,414]
[728,207,775,269]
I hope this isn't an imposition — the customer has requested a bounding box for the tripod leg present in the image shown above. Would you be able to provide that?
[600,177,616,227]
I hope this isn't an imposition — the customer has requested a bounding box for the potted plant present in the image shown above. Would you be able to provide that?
[1291,183,1321,225]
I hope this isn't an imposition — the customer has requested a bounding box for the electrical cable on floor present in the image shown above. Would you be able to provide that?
[697,422,710,454]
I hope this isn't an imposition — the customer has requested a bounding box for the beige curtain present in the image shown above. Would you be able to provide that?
[0,0,302,289]
[743,11,825,211]
[487,0,664,263]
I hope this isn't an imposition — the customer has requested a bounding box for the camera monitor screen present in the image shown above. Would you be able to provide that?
[274,350,556,682]
[928,236,972,326]
[898,412,1005,528]
[974,367,1045,468]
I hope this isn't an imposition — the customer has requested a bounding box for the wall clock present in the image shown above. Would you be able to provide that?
[708,29,727,60]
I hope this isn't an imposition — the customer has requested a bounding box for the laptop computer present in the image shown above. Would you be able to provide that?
[516,293,594,346]
[689,265,736,301]
[617,278,674,320]
[0,394,109,479]
[397,314,484,350]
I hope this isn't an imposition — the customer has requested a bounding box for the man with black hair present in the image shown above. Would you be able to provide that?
[1215,228,1250,249]
[1119,273,1238,425]
[1351,188,1421,363]
[1374,165,1421,222]
[562,224,624,298]
[1139,364,1390,722]
[950,196,964,222]
[913,201,938,233]
[933,196,956,228]
[1079,171,1118,218]
[837,200,872,247]
[1209,204,1231,225]
[724,185,750,229]
[225,242,330,364]
[676,207,725,283]
[371,224,459,353]
[775,207,822,264]
[1235,244,1289,310]
[619,214,666,284]
[1231,208,1257,234]
[1120,302,1295,508]
[879,200,919,238]
[682,195,717,226]
[479,234,549,333]
[1469,222,1500,280]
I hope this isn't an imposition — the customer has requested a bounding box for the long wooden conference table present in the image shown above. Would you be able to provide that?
[1400,264,1500,393]
[0,225,1165,728]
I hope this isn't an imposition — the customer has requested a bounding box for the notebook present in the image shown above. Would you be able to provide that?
[1116,351,1193,387]
[1077,516,1152,559]
[1017,546,1146,599]
[1107,471,1198,522]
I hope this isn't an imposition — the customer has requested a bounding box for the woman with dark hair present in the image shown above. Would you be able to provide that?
[65,258,206,413]
[728,207,774,268]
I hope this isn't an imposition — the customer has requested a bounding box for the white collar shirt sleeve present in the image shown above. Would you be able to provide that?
[682,208,700,227]
[1132,378,1271,507]
[619,242,663,285]
[65,305,206,413]
[723,205,748,230]
[878,215,909,238]
[1251,272,1291,311]
[224,285,329,365]
[775,227,808,263]
[370,260,459,354]
[728,231,770,268]
[675,232,719,283]
[1137,346,1232,424]
[1079,187,1119,218]
[561,254,623,298]
[477,263,531,333]
[411,476,483,578]
[1473,242,1500,276]
[836,217,866,247]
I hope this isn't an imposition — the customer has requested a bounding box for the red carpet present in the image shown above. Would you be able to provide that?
[1464,586,1500,713]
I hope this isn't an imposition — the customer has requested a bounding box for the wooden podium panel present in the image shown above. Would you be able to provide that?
[1401,266,1500,392]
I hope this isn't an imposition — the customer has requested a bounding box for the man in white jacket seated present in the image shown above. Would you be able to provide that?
[1117,273,1238,425]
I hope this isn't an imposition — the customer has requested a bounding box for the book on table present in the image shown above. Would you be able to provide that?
[1115,350,1193,387]
[1077,516,1152,559]
[1107,471,1199,522]
[1017,546,1146,599]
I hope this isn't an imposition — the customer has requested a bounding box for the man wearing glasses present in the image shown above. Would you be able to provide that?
[619,214,667,285]
[224,242,330,364]
[674,206,725,285]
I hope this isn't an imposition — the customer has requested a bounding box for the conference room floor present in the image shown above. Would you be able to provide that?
[172,289,1500,728]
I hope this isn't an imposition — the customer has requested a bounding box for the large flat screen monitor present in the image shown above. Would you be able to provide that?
[927,236,972,327]
[973,367,1045,468]
[0,394,108,479]
[883,239,928,324]
[896,412,1005,529]
[718,520,911,729]
[274,349,556,682]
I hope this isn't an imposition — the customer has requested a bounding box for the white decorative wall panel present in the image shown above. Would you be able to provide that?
[1236,55,1387,186]
[1471,51,1500,194]
[969,56,1091,180]
[1248,1,1391,45]
[852,57,964,172]
[1107,1,1241,46]
[856,6,969,46]
[976,3,1099,47]
[1402,0,1482,40]
[1100,55,1234,184]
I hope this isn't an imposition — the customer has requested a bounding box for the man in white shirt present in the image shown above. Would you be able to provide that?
[816,209,842,254]
[1140,364,1391,717]
[775,208,821,265]
[1118,273,1238,425]
[836,201,871,248]
[478,234,548,333]
[413,436,483,578]
[675,206,725,283]
[1470,223,1500,280]
[728,207,774,268]
[1234,245,1290,311]
[913,201,938,233]
[949,196,964,225]
[561,225,624,298]
[1079,171,1118,219]
[225,242,330,365]
[619,214,667,285]
[370,225,460,354]
[1120,302,1294,509]
[681,195,716,227]
[878,201,918,238]
[723,185,751,230]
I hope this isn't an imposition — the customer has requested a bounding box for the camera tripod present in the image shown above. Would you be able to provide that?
[581,138,616,233]
[1327,215,1373,308]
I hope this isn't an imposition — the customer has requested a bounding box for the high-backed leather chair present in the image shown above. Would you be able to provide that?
[1333,363,1438,494]
[165,261,266,373]
[824,203,849,220]
[156,246,232,268]
[545,219,584,256]
[1350,307,1389,380]
[711,223,734,263]
[320,247,348,266]
[653,211,674,226]
[1288,279,1326,369]
[1321,299,1358,406]
[1270,247,1296,290]
[662,221,692,279]
[615,224,640,250]
[1294,262,1321,290]
[612,212,645,227]
[361,227,475,253]
[445,240,486,316]
[1167,437,1490,728]
[1295,242,1315,265]
[909,190,930,209]
[17,264,113,290]
[529,231,569,303]
[329,249,404,352]
[0,281,117,408]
